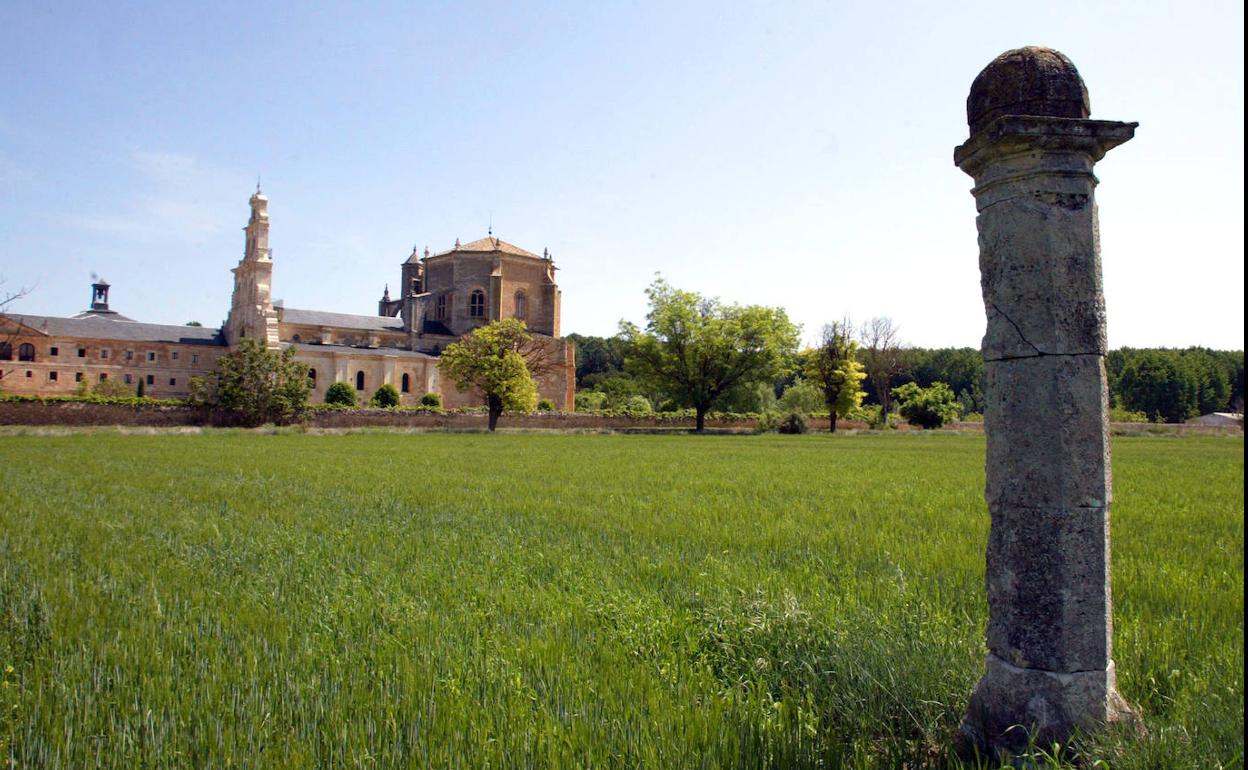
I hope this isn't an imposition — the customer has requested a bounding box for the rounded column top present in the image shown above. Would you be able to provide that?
[967,47,1089,135]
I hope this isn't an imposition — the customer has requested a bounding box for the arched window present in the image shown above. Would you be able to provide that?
[0,343,11,361]
[401,373,411,393]
[514,290,527,320]
[308,368,317,386]
[470,290,486,318]
[292,334,301,343]
[18,343,35,362]
[355,371,365,391]
[435,294,447,320]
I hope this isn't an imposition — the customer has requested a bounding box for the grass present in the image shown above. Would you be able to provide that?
[0,431,1241,769]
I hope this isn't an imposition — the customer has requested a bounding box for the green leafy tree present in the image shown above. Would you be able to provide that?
[205,338,311,426]
[804,321,867,432]
[1117,351,1198,423]
[370,383,401,408]
[324,382,357,407]
[892,381,960,429]
[619,278,799,432]
[778,377,824,415]
[440,319,542,431]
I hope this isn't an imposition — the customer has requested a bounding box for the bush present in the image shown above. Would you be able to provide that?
[537,398,556,412]
[420,392,442,408]
[892,381,960,429]
[91,378,135,398]
[961,411,984,423]
[1110,406,1149,423]
[622,395,653,416]
[778,378,824,415]
[325,382,357,407]
[370,384,401,409]
[777,411,809,434]
[575,390,607,412]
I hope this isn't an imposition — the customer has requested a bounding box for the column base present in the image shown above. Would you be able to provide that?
[956,654,1140,762]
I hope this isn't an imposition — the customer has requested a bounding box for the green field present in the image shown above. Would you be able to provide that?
[0,431,1242,768]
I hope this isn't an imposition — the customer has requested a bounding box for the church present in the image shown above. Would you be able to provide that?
[0,189,576,409]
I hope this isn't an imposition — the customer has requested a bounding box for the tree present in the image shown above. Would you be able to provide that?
[1117,351,1198,423]
[440,319,545,431]
[193,338,311,425]
[325,382,357,407]
[892,381,960,429]
[804,321,867,432]
[859,317,910,420]
[619,278,800,432]
[370,383,401,408]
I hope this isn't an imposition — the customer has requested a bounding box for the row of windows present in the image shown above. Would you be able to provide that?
[0,343,198,365]
[3,370,178,387]
[307,369,416,393]
[433,290,529,321]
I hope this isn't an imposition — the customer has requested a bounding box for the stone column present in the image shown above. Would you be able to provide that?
[953,47,1140,759]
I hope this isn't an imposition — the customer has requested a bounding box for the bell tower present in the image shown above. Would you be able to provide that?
[225,187,281,348]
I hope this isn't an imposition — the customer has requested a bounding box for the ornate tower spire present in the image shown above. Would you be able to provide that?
[244,187,271,263]
[226,188,280,349]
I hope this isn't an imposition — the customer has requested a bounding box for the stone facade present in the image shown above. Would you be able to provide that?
[1,190,575,409]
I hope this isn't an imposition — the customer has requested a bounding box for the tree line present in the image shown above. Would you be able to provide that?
[569,281,1244,426]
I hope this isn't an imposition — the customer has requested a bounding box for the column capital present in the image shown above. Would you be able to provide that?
[955,116,1137,180]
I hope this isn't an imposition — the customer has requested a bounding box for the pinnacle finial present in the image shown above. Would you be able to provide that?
[455,237,461,249]
[424,246,430,258]
[543,247,549,259]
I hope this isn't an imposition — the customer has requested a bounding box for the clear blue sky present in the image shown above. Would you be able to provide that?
[2,1,1243,349]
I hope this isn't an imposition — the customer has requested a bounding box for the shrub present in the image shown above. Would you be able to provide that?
[370,384,401,409]
[575,390,607,412]
[420,392,442,408]
[325,382,357,407]
[961,411,984,423]
[622,395,653,416]
[892,381,960,429]
[778,377,824,415]
[777,411,809,434]
[92,378,135,398]
[537,398,556,412]
[1110,406,1149,423]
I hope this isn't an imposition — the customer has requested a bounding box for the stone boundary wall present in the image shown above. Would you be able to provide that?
[0,400,1240,434]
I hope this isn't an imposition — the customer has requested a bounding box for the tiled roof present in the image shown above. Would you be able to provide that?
[282,342,435,359]
[432,236,542,259]
[5,313,226,346]
[280,307,405,332]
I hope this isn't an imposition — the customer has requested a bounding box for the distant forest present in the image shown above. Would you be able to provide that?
[567,333,1245,424]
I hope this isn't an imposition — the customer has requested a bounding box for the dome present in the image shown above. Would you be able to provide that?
[967,47,1089,134]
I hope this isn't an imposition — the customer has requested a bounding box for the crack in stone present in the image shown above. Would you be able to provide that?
[988,302,1043,355]
[984,351,1101,363]
[987,653,1106,678]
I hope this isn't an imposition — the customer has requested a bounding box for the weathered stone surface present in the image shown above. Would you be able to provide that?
[985,506,1111,672]
[956,46,1139,760]
[959,655,1137,759]
[984,355,1111,509]
[977,193,1106,360]
[968,47,1089,135]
